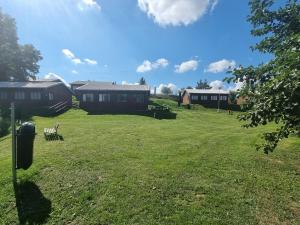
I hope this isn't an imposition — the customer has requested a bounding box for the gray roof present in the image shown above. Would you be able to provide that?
[70,81,113,85]
[77,83,150,91]
[185,89,230,95]
[0,81,62,89]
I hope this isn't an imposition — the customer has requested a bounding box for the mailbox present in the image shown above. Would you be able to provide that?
[16,122,36,170]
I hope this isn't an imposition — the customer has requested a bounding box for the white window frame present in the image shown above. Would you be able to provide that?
[49,92,54,101]
[14,91,25,100]
[211,95,218,101]
[135,94,144,103]
[200,95,208,101]
[83,93,94,102]
[99,93,110,103]
[30,91,41,100]
[191,95,198,101]
[118,94,127,103]
[220,96,227,101]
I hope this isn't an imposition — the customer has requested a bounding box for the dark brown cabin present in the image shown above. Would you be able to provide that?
[75,82,150,113]
[0,80,73,114]
[181,89,230,109]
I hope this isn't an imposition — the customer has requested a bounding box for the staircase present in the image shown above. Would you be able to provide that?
[48,101,71,115]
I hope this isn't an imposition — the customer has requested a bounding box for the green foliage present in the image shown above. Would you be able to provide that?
[160,86,172,95]
[0,9,42,81]
[139,77,146,85]
[0,107,10,137]
[195,79,211,89]
[229,91,238,104]
[225,0,300,153]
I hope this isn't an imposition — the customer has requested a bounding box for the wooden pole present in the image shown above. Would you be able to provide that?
[217,89,220,113]
[11,102,17,183]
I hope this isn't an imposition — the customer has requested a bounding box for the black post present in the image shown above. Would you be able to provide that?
[11,102,17,183]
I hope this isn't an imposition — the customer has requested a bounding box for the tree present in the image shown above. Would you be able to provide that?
[0,9,42,81]
[229,91,238,105]
[225,0,300,153]
[161,86,172,95]
[139,77,146,85]
[196,79,211,89]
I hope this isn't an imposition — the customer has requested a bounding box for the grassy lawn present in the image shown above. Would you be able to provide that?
[0,98,299,224]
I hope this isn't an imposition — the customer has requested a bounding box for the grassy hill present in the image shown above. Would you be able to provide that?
[0,98,299,224]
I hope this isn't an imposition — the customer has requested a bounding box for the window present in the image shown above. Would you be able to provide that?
[83,93,94,102]
[49,92,54,101]
[118,94,127,103]
[134,94,144,103]
[99,93,110,103]
[191,95,198,101]
[15,91,25,100]
[211,96,218,101]
[200,95,208,101]
[0,92,7,100]
[30,92,41,100]
[220,96,227,101]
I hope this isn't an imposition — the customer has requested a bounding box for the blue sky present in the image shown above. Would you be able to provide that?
[0,0,274,91]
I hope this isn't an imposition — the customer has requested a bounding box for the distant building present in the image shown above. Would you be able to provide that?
[181,89,230,109]
[75,82,150,112]
[0,80,73,114]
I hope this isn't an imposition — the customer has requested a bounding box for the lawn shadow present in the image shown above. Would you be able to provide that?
[14,181,52,225]
[44,134,64,141]
[87,110,177,120]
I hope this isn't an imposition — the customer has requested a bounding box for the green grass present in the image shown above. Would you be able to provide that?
[0,98,299,224]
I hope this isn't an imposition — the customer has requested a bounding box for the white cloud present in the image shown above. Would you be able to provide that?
[44,73,70,87]
[210,0,218,13]
[137,60,152,73]
[62,49,75,59]
[229,81,245,91]
[72,58,83,65]
[157,83,178,94]
[209,80,224,90]
[175,60,198,73]
[84,58,98,65]
[121,81,140,85]
[153,58,169,68]
[136,58,169,73]
[62,49,83,64]
[78,0,101,11]
[72,70,79,74]
[138,0,218,27]
[62,49,97,66]
[205,59,236,73]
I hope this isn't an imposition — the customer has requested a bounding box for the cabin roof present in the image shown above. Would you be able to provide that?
[70,81,113,85]
[184,89,230,95]
[76,83,150,92]
[0,81,62,89]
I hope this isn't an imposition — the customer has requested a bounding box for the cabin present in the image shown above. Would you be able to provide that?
[75,82,150,113]
[0,80,73,114]
[181,89,230,109]
[70,81,89,91]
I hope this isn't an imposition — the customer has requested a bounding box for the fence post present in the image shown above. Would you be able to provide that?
[11,102,17,183]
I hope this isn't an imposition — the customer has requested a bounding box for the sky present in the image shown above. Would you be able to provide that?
[0,0,275,92]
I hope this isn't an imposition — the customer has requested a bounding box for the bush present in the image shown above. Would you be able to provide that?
[0,107,10,137]
[0,116,10,137]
